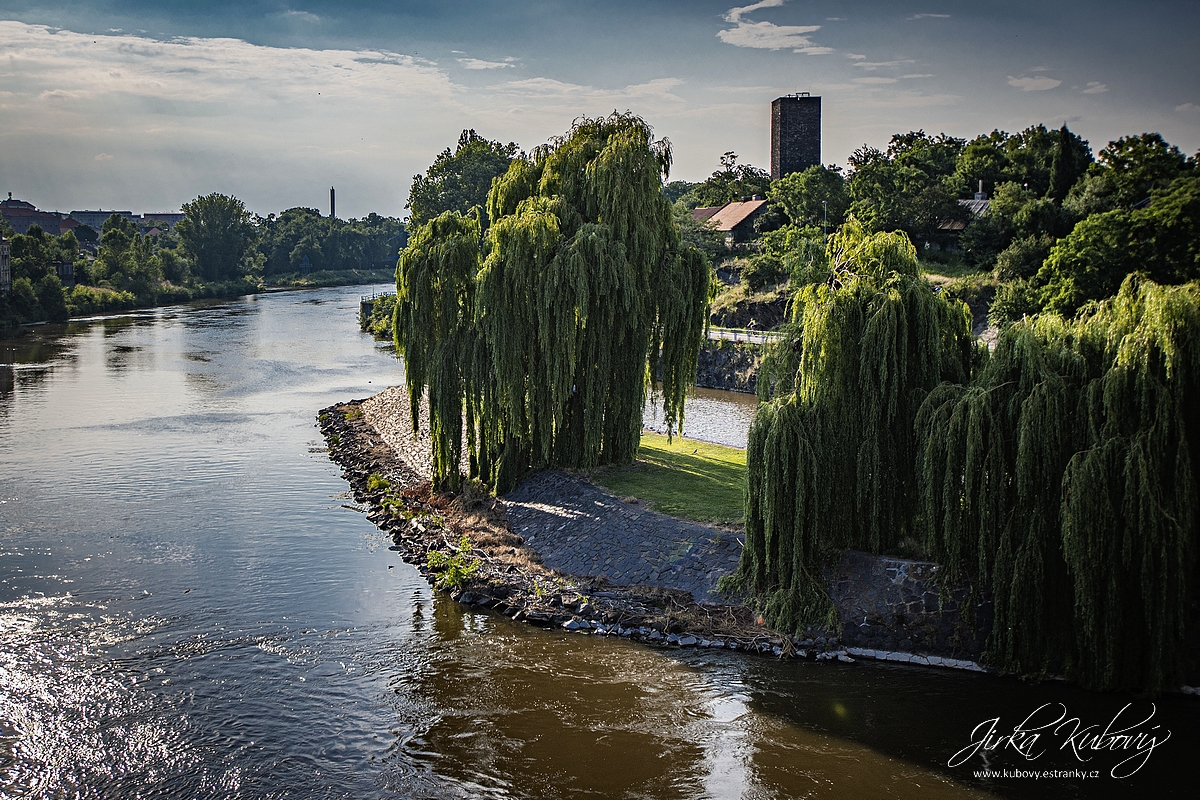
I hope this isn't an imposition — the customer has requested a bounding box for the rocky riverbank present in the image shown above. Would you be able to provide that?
[319,392,848,660]
[318,387,994,672]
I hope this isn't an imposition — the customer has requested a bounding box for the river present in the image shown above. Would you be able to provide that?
[0,284,1192,798]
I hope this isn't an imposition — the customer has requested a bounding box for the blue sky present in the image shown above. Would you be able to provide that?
[1,1,1197,218]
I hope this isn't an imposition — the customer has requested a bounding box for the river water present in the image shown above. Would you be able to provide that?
[0,284,1193,799]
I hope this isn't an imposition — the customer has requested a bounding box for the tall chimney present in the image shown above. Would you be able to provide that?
[330,186,336,219]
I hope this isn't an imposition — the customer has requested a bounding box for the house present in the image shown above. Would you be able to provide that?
[690,197,770,245]
[69,209,137,230]
[940,184,991,232]
[1,194,70,235]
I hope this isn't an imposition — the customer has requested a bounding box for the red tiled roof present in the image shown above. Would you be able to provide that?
[705,199,768,232]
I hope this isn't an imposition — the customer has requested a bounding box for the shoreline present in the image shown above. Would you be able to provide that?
[318,386,995,673]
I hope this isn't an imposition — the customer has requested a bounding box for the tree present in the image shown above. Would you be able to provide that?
[395,113,711,491]
[1091,133,1193,207]
[723,220,975,631]
[406,129,518,228]
[691,152,771,207]
[767,165,847,231]
[846,132,966,247]
[176,193,256,281]
[1035,175,1200,315]
[1046,124,1091,204]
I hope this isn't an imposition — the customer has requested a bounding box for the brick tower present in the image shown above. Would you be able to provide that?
[771,94,821,180]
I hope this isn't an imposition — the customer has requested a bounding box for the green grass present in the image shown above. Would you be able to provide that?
[590,431,746,524]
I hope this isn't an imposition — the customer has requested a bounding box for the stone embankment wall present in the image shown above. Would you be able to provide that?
[695,340,760,394]
[826,551,990,663]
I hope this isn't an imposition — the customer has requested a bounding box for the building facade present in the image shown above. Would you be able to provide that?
[771,94,822,180]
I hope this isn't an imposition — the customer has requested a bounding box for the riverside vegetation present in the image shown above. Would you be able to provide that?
[368,116,1198,694]
[2,194,406,328]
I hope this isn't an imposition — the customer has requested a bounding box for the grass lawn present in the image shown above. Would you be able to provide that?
[590,431,746,524]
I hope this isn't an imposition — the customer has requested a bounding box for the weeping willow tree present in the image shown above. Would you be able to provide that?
[725,220,977,631]
[917,276,1200,692]
[394,211,481,488]
[395,113,710,492]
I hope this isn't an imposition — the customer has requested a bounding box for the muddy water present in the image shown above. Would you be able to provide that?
[1,285,1192,798]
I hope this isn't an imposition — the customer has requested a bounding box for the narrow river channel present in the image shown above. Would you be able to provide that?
[1,284,1192,798]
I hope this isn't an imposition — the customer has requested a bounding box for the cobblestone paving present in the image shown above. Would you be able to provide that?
[503,471,744,603]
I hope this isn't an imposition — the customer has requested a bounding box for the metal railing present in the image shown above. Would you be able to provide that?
[707,326,784,345]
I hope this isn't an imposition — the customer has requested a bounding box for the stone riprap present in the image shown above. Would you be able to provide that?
[828,550,991,660]
[503,471,743,603]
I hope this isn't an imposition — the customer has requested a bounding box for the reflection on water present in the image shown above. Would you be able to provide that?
[0,286,1193,798]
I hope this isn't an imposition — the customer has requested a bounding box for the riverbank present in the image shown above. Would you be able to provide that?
[318,386,990,671]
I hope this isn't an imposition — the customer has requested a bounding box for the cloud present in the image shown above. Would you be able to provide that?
[457,57,516,70]
[900,73,935,79]
[718,1,832,54]
[282,9,321,24]
[854,77,898,84]
[724,0,786,24]
[845,53,867,60]
[1083,81,1108,94]
[1176,102,1199,113]
[94,153,113,160]
[1007,75,1062,91]
[908,13,950,19]
[852,60,915,71]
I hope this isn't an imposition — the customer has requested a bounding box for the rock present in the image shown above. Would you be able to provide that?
[837,653,855,663]
[677,635,697,647]
[578,603,595,616]
[562,618,589,631]
[458,592,476,605]
[647,630,664,641]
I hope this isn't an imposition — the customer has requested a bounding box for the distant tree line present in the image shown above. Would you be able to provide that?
[2,193,407,326]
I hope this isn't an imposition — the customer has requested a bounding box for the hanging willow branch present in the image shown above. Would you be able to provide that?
[725,220,976,633]
[395,113,710,493]
[918,275,1200,692]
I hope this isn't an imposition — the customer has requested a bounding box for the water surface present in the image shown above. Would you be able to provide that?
[1,285,1192,798]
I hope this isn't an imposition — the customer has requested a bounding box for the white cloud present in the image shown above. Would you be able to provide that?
[724,0,787,24]
[846,53,866,60]
[457,57,515,70]
[94,152,113,160]
[282,9,321,24]
[908,13,951,19]
[1030,66,1049,72]
[900,73,935,79]
[718,1,831,54]
[1176,102,1199,113]
[1083,81,1108,94]
[854,77,898,84]
[1007,75,1062,91]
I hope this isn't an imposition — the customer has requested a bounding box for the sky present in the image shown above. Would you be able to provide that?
[1,0,1197,219]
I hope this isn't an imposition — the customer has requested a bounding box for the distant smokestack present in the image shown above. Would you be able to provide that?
[330,186,336,219]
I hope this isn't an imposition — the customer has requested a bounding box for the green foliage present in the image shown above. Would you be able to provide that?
[35,274,69,322]
[256,208,406,276]
[1034,175,1200,316]
[846,132,968,247]
[729,221,975,633]
[394,211,481,490]
[917,277,1200,692]
[176,193,256,281]
[768,165,847,231]
[407,129,518,229]
[361,293,396,337]
[395,113,710,493]
[64,285,137,317]
[365,472,389,492]
[691,152,770,207]
[662,180,697,204]
[426,534,481,591]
